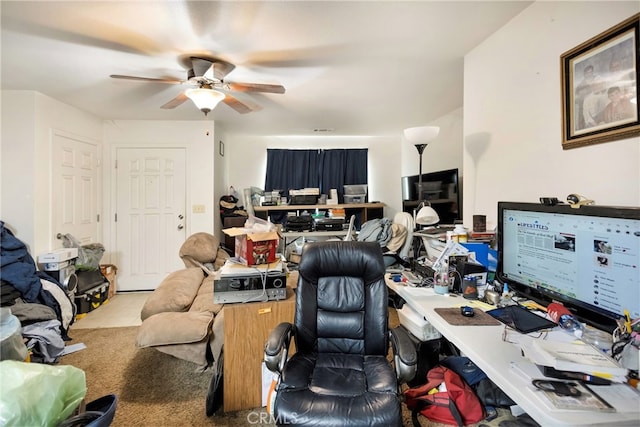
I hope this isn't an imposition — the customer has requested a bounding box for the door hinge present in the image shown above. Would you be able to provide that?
[97,214,100,222]
[115,213,118,222]
[114,159,117,169]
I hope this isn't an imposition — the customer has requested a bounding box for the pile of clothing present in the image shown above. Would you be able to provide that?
[0,221,74,363]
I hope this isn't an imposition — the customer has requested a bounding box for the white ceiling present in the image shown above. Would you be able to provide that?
[1,1,532,136]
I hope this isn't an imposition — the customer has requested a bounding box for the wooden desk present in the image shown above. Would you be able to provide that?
[254,202,385,224]
[223,286,296,412]
[386,278,640,427]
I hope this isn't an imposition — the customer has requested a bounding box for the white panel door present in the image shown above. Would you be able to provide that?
[52,133,99,246]
[115,148,187,291]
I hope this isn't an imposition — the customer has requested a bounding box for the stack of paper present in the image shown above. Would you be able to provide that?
[519,336,628,382]
[219,257,285,278]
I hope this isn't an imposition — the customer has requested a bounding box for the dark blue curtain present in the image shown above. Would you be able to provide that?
[320,149,368,199]
[264,149,320,197]
[264,148,367,199]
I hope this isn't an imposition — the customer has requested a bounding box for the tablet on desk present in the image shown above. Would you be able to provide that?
[486,305,557,334]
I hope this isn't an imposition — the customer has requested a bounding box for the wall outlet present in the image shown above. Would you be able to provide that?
[192,204,206,214]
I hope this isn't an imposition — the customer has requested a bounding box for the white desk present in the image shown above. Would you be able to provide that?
[387,278,640,427]
[281,230,348,247]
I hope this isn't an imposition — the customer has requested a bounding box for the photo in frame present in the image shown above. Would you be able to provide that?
[561,14,639,149]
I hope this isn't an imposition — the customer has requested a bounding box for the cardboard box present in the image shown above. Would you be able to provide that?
[223,228,280,265]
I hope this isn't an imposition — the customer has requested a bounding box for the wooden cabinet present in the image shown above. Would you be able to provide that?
[223,288,296,412]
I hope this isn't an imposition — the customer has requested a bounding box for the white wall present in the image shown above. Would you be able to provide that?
[102,120,217,261]
[226,107,463,220]
[464,2,640,230]
[1,91,103,255]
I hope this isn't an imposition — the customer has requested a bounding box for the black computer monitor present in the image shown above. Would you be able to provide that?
[497,201,640,332]
[401,168,461,224]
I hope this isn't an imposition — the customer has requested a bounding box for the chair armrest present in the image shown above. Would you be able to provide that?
[389,326,417,384]
[264,322,294,373]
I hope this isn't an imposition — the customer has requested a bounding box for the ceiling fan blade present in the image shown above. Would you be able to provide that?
[160,92,190,109]
[110,74,183,84]
[227,82,285,94]
[222,94,253,114]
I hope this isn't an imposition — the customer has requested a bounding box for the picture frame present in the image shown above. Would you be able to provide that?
[561,14,639,149]
[219,140,224,156]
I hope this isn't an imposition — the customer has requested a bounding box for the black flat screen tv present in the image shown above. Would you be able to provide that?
[497,201,640,332]
[401,168,461,224]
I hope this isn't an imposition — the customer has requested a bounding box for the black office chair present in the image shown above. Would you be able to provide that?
[264,241,417,427]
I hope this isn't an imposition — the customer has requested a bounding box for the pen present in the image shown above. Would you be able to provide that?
[581,374,612,385]
[541,366,613,385]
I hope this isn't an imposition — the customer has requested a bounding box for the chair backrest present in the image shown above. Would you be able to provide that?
[295,240,388,356]
[393,212,414,260]
[343,214,356,241]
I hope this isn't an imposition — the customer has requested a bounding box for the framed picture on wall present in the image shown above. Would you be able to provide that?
[561,13,639,149]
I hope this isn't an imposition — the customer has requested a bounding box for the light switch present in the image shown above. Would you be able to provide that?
[192,204,206,214]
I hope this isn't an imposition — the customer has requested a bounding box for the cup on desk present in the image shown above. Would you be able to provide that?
[462,277,478,300]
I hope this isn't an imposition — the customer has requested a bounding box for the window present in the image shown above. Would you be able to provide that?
[264,148,368,199]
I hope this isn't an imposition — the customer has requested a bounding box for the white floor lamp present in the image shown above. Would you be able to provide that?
[403,125,441,227]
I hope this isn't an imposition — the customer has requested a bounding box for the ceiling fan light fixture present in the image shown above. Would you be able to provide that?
[185,88,225,116]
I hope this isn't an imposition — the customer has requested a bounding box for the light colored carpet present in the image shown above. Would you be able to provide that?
[58,311,526,427]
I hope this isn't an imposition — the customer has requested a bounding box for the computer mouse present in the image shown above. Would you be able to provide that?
[461,306,474,317]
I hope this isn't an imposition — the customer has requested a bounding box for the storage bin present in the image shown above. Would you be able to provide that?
[344,194,366,204]
[343,184,368,195]
[75,282,110,317]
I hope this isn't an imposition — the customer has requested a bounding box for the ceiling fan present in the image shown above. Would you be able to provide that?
[110,55,285,116]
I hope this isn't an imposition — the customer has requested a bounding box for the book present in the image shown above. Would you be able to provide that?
[519,337,628,381]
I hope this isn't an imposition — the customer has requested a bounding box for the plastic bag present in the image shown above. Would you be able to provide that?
[61,234,105,271]
[0,360,86,426]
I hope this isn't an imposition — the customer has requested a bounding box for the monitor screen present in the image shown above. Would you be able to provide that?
[497,201,640,332]
[401,168,461,224]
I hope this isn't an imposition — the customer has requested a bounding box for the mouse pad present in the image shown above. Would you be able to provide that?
[434,307,502,326]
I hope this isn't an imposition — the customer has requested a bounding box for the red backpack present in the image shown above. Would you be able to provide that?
[404,365,485,426]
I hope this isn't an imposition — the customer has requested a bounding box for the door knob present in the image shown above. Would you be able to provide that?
[177,224,184,230]
[178,214,184,220]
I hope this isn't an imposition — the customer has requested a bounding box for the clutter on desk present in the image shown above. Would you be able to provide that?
[532,379,615,412]
[284,213,313,232]
[612,310,640,372]
[222,215,280,265]
[519,335,628,382]
[511,360,640,412]
[288,188,320,205]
